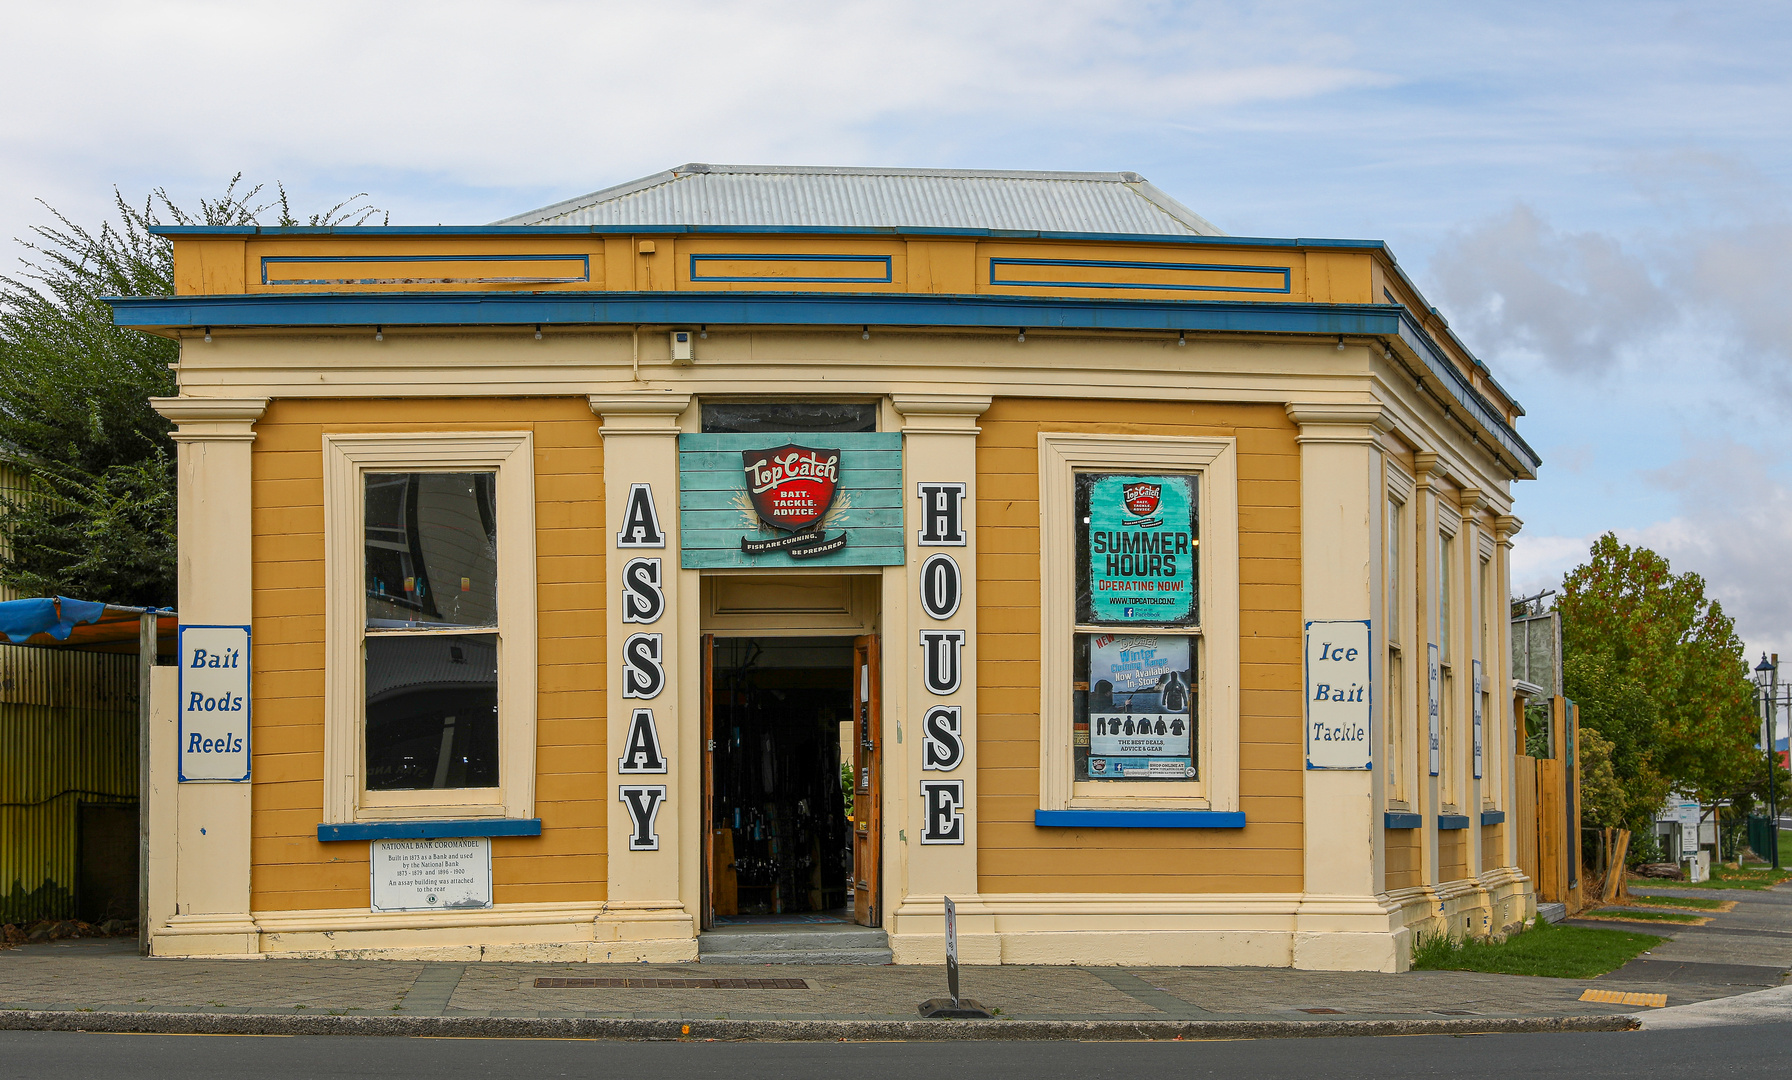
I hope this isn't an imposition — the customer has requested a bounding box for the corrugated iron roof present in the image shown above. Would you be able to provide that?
[496,164,1223,235]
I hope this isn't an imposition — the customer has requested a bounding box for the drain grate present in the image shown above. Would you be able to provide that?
[534,977,810,989]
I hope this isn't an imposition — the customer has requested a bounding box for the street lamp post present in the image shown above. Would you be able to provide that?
[1755,654,1780,870]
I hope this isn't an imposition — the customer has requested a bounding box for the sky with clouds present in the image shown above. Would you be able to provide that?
[5,1,1792,664]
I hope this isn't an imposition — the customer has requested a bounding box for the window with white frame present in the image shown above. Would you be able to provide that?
[1039,434,1238,812]
[1385,467,1414,806]
[323,433,538,823]
[1439,528,1458,810]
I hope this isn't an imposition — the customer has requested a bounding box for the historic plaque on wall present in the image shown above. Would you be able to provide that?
[678,432,903,568]
[369,837,493,912]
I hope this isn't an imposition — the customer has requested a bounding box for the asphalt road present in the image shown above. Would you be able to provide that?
[2,1024,1789,1079]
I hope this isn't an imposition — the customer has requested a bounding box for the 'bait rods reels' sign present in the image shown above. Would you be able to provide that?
[178,624,252,782]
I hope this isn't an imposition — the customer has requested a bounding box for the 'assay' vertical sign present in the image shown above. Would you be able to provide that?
[617,483,668,851]
[1305,620,1372,770]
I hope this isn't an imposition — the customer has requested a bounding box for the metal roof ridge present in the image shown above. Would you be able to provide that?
[669,163,1149,182]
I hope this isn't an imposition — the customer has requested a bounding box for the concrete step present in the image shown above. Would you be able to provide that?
[699,947,894,965]
[1538,902,1567,924]
[699,926,891,964]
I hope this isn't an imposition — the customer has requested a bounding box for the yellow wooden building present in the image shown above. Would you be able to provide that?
[118,165,1538,969]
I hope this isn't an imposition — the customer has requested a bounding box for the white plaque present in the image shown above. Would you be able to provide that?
[1305,620,1372,770]
[1471,659,1484,779]
[370,838,493,912]
[177,624,251,782]
[1427,643,1441,777]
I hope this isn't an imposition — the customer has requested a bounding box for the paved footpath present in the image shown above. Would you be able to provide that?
[0,888,1785,1039]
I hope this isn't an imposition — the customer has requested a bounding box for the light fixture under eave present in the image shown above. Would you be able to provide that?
[1335,335,1345,351]
[700,326,708,339]
[375,325,384,342]
[203,326,211,343]
[534,325,543,340]
[862,326,870,340]
[1018,328,1027,343]
[1383,344,1393,360]
[1177,331,1186,347]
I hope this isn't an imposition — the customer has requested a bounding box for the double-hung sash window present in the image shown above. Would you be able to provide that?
[324,433,537,824]
[1039,434,1239,813]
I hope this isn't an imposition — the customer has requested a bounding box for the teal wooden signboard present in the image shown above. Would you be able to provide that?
[677,432,904,568]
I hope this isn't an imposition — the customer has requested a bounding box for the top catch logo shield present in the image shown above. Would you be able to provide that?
[742,445,841,532]
[1121,481,1163,527]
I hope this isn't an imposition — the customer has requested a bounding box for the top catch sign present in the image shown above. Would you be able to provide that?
[1305,619,1371,770]
[678,433,903,568]
[178,624,251,782]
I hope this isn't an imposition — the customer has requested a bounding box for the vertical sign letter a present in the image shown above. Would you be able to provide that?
[617,483,665,548]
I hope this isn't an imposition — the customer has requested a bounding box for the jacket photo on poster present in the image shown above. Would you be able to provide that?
[1078,633,1196,781]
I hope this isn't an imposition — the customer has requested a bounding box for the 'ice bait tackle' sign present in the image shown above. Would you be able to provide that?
[678,433,903,568]
[1305,619,1372,770]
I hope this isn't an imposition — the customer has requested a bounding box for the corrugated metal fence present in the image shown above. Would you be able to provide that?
[0,646,139,924]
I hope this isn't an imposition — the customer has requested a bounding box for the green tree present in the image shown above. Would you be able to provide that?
[0,180,381,606]
[1558,534,1760,830]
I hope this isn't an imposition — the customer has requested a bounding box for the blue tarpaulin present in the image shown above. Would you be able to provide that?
[0,596,109,643]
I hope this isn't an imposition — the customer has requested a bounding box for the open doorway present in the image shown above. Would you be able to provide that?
[704,636,856,929]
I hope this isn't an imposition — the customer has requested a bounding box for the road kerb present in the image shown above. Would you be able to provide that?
[0,1009,1642,1041]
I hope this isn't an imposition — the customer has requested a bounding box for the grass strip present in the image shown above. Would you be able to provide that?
[1621,894,1730,911]
[1579,908,1707,925]
[1411,917,1661,979]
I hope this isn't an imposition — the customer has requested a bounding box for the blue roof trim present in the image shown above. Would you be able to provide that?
[1033,809,1246,829]
[107,291,1537,473]
[147,223,1388,250]
[1479,809,1506,826]
[316,818,542,842]
[1384,812,1423,830]
[1437,814,1472,831]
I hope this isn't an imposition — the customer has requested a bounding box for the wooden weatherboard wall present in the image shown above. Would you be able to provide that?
[975,398,1304,893]
[248,397,608,912]
[677,433,904,569]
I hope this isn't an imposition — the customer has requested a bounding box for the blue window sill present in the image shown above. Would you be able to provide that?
[1480,810,1506,826]
[1438,814,1471,831]
[1033,810,1245,829]
[317,818,542,842]
[1384,812,1423,830]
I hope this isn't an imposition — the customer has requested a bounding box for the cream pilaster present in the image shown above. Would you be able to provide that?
[1410,452,1441,894]
[1493,514,1522,873]
[1286,403,1403,971]
[147,396,266,955]
[590,391,698,959]
[888,394,993,963]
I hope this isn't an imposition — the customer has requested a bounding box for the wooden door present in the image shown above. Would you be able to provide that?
[852,634,881,926]
[702,633,716,930]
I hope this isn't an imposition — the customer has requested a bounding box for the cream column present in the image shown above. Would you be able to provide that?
[888,394,993,964]
[1286,403,1404,972]
[1410,453,1442,894]
[147,396,266,956]
[590,391,699,960]
[1493,514,1523,872]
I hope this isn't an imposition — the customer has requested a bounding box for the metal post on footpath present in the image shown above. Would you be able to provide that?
[918,896,992,1019]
